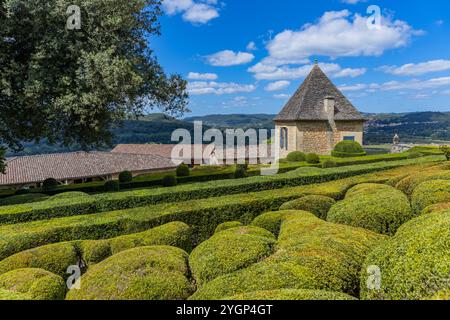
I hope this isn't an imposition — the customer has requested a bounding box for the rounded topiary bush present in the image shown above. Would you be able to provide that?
[162,175,177,187]
[176,163,190,177]
[192,210,384,300]
[190,227,275,287]
[42,178,58,192]
[0,268,66,300]
[395,169,450,196]
[327,183,413,235]
[225,289,357,301]
[214,221,244,234]
[286,151,306,162]
[104,180,120,192]
[0,242,78,278]
[0,288,30,300]
[322,159,337,168]
[234,166,248,179]
[305,153,320,164]
[66,246,195,300]
[360,211,450,300]
[331,141,366,158]
[118,171,133,183]
[411,179,450,214]
[279,195,336,219]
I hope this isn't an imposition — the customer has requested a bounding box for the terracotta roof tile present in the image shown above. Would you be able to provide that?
[0,152,176,186]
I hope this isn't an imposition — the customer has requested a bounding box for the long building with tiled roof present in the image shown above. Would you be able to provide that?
[0,151,176,188]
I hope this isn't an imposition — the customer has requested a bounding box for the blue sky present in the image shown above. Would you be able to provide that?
[152,0,450,117]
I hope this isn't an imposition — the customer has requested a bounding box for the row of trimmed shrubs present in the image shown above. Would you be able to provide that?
[0,166,412,260]
[190,210,385,299]
[0,157,440,225]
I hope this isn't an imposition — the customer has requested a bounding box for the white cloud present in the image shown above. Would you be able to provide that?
[205,50,255,66]
[338,76,450,92]
[246,41,257,51]
[273,94,290,99]
[265,80,290,92]
[379,60,450,76]
[187,72,218,80]
[188,81,256,95]
[249,62,366,80]
[162,0,220,24]
[265,10,421,62]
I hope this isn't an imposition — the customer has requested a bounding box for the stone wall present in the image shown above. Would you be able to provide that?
[276,120,365,156]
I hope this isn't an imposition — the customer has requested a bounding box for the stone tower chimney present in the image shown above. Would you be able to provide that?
[324,96,335,119]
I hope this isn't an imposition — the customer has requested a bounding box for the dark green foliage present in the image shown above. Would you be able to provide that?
[411,180,450,214]
[176,164,190,177]
[0,148,5,174]
[66,246,195,300]
[234,166,248,179]
[104,180,120,192]
[118,171,133,183]
[0,268,66,300]
[440,145,450,160]
[0,193,48,206]
[0,0,188,153]
[190,227,275,286]
[332,141,366,158]
[407,151,423,159]
[322,159,337,168]
[0,242,79,278]
[42,178,58,192]
[162,175,177,187]
[286,152,306,162]
[214,221,243,234]
[361,211,450,300]
[279,195,336,219]
[14,189,30,195]
[305,153,320,164]
[327,183,413,235]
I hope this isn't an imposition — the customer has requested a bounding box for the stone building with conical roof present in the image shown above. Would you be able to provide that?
[275,63,366,157]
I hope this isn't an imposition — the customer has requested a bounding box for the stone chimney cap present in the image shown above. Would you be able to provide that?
[324,95,335,100]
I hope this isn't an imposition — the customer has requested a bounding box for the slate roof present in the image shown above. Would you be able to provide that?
[275,64,366,122]
[0,152,176,186]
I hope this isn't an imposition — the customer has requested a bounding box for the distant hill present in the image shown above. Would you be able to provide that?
[5,111,450,156]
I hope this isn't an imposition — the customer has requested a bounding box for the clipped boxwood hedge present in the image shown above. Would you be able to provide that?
[224,289,357,300]
[411,180,450,214]
[66,246,195,300]
[0,193,49,206]
[395,167,450,196]
[190,226,275,286]
[0,157,440,225]
[0,222,191,276]
[327,183,413,235]
[214,221,243,234]
[190,210,385,300]
[0,288,30,300]
[286,151,306,162]
[361,211,450,300]
[0,268,66,300]
[279,195,336,219]
[0,167,409,261]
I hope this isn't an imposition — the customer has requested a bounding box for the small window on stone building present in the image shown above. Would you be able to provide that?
[343,136,355,141]
[280,127,288,150]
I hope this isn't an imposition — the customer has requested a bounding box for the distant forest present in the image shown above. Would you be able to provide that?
[5,112,450,156]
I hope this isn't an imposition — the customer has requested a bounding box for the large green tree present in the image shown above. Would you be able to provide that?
[0,0,188,164]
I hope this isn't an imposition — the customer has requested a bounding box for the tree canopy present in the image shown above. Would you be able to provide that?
[0,0,189,159]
